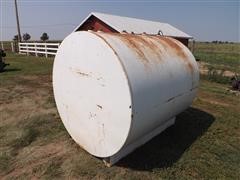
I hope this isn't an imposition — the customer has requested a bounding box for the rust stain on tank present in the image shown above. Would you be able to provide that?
[97,104,103,109]
[91,32,194,74]
[70,67,90,77]
[158,36,194,74]
[76,71,90,76]
[137,35,163,61]
[161,37,187,59]
[114,34,149,63]
[112,33,163,64]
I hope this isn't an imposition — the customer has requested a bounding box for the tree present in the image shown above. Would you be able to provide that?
[40,32,49,41]
[13,35,19,41]
[23,33,31,41]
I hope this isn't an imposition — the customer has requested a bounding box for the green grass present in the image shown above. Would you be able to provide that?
[193,42,240,73]
[1,41,13,51]
[0,52,240,179]
[0,52,53,77]
[194,42,239,53]
[11,128,39,150]
[200,68,230,84]
[0,152,12,172]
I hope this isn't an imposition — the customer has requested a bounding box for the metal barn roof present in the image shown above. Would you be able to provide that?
[74,12,193,39]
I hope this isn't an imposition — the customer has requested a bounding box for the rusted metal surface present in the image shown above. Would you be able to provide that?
[93,32,191,65]
[94,32,195,75]
[112,33,163,63]
[53,31,199,166]
[158,37,194,74]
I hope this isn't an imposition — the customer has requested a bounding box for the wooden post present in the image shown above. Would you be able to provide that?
[192,40,195,54]
[35,43,38,57]
[45,43,48,58]
[1,42,4,50]
[15,41,17,53]
[11,42,14,52]
[26,44,29,56]
[18,42,20,54]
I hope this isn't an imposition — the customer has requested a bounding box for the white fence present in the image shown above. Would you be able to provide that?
[18,42,60,57]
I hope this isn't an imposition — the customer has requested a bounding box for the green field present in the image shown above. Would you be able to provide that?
[0,46,240,179]
[193,42,240,73]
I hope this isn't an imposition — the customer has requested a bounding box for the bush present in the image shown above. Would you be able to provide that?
[40,32,49,41]
[23,33,31,41]
[201,66,230,84]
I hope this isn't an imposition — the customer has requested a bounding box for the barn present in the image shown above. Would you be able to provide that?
[73,12,193,47]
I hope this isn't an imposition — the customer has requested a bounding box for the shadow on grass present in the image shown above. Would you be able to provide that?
[117,107,215,170]
[0,68,21,73]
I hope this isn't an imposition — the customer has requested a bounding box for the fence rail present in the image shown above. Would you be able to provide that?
[18,42,60,57]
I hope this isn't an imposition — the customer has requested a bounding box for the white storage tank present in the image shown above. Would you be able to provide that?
[53,31,199,166]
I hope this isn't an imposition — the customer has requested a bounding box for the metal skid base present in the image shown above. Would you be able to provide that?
[103,117,176,167]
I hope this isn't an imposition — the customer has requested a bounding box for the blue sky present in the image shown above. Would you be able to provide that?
[1,0,239,42]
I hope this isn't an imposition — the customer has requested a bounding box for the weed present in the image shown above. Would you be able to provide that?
[0,152,12,173]
[43,158,63,179]
[11,128,39,150]
[18,114,67,145]
[201,66,230,84]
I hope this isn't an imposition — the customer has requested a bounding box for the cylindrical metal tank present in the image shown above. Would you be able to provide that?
[53,31,199,165]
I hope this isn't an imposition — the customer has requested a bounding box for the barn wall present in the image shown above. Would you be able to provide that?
[76,16,118,33]
[173,37,189,47]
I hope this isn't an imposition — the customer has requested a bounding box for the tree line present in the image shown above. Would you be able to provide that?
[205,41,235,44]
[13,32,49,42]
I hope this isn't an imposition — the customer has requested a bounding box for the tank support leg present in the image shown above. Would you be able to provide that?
[103,117,176,167]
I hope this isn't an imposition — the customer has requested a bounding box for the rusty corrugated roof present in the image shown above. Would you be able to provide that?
[74,12,193,39]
